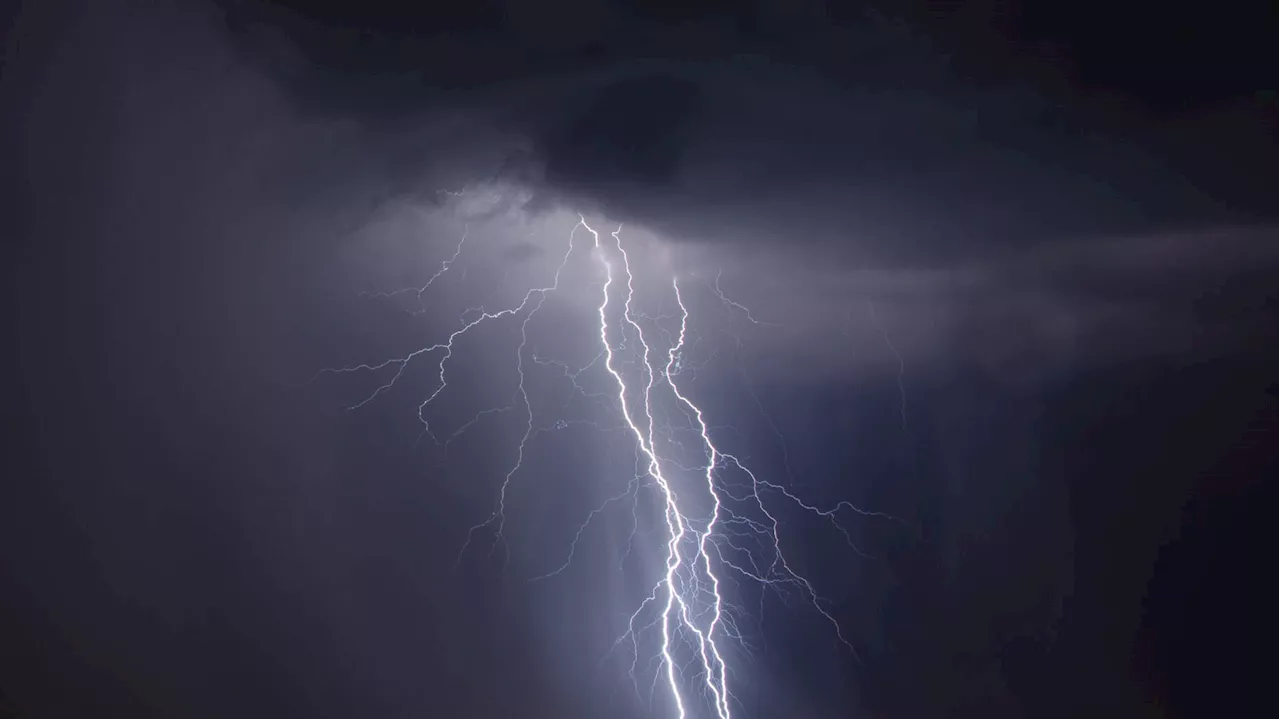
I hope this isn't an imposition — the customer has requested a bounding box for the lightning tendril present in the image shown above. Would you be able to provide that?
[319,205,900,718]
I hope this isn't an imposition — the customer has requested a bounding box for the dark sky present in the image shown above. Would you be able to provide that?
[2,1,1274,718]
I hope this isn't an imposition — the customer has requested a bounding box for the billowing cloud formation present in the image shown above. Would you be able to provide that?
[212,3,1273,387]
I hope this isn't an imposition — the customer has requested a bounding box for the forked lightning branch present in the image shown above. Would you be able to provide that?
[318,201,897,718]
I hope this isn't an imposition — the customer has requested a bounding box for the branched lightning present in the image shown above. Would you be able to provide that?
[358,225,469,313]
[318,204,900,718]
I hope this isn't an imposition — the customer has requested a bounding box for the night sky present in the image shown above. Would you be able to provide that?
[2,1,1274,718]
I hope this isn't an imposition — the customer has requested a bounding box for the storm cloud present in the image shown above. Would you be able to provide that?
[212,0,1275,385]
[3,2,1272,718]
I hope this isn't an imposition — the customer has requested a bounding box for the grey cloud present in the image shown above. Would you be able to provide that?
[501,240,545,264]
[219,2,1270,282]
[441,61,1239,269]
[195,12,1276,393]
[692,224,1274,387]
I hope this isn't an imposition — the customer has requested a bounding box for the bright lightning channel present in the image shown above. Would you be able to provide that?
[318,207,898,719]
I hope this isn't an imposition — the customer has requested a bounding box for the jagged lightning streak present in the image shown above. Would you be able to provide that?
[584,218,695,718]
[358,225,468,312]
[663,278,731,719]
[320,203,900,719]
[315,223,574,465]
[583,219,888,718]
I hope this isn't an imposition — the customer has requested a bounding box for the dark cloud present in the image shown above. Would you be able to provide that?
[540,73,704,194]
[197,15,1275,401]
[219,0,1273,270]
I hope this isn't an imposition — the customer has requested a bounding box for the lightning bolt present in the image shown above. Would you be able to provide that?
[319,202,900,718]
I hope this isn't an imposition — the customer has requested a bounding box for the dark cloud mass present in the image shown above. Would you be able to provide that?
[219,0,1272,258]
[2,1,1273,718]
[212,0,1274,376]
[541,73,703,192]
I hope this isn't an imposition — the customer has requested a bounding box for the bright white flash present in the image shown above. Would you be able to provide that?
[318,205,899,718]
